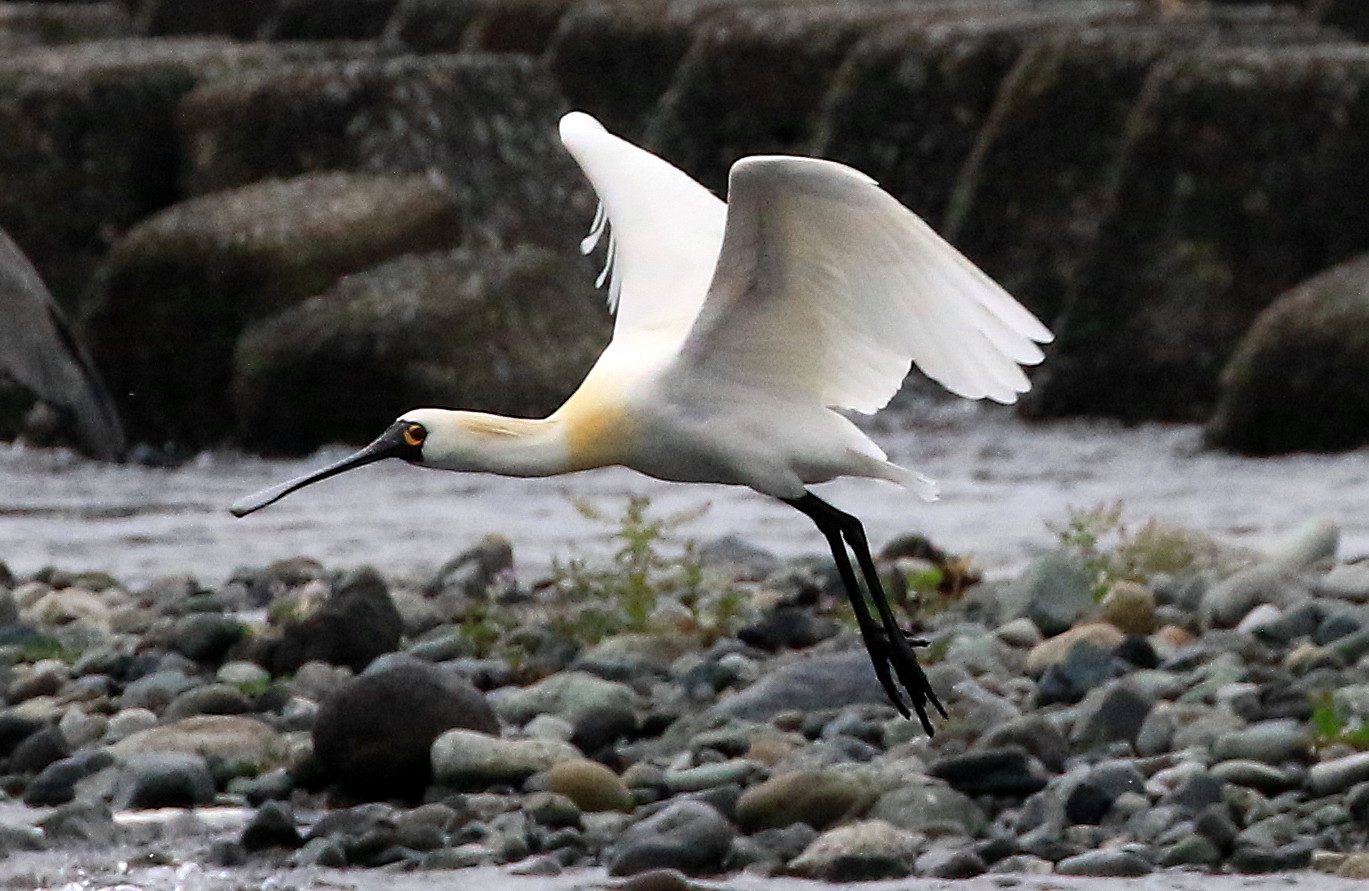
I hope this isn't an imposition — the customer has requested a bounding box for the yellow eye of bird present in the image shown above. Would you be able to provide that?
[403,424,425,447]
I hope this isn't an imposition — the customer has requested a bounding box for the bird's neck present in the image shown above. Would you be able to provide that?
[434,411,573,478]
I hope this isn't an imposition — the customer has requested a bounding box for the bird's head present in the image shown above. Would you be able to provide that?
[230,410,438,518]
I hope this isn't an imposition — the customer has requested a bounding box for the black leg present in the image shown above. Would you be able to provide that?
[785,492,945,735]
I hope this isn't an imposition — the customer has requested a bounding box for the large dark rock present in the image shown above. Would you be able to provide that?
[1207,254,1369,454]
[0,38,364,308]
[232,243,608,453]
[178,54,582,247]
[265,566,404,674]
[312,654,498,799]
[1037,42,1369,421]
[83,172,461,448]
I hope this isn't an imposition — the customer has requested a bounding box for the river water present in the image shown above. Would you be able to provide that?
[3,403,1368,588]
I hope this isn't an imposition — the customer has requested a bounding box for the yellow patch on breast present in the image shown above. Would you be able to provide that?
[555,377,631,472]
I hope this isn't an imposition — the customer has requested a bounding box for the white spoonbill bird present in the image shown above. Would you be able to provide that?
[232,111,1053,734]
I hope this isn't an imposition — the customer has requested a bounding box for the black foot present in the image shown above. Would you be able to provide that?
[859,625,946,736]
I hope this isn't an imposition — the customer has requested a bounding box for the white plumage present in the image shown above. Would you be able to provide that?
[233,110,1054,733]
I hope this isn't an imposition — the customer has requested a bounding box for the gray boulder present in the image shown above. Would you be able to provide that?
[1208,254,1369,453]
[313,654,498,799]
[178,53,581,248]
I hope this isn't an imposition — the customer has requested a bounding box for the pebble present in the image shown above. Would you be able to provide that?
[735,769,873,832]
[606,800,735,876]
[1056,849,1154,876]
[788,819,921,881]
[110,752,215,809]
[868,780,985,838]
[431,730,581,789]
[1025,623,1126,676]
[1101,581,1157,633]
[544,758,633,812]
[998,550,1095,636]
[1213,719,1311,763]
[1309,751,1369,796]
[928,747,1047,797]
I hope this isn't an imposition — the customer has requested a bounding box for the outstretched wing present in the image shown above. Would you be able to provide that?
[0,228,125,460]
[671,156,1053,412]
[558,112,726,343]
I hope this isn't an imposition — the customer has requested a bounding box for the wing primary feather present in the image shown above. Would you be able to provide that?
[670,153,1053,416]
[580,201,607,254]
[558,110,727,341]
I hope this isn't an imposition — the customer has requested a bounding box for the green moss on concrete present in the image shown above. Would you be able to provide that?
[232,245,610,454]
[83,172,463,448]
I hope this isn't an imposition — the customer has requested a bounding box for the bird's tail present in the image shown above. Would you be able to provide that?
[866,456,939,503]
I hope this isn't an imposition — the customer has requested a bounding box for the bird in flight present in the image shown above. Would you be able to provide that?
[0,227,125,461]
[233,111,1052,733]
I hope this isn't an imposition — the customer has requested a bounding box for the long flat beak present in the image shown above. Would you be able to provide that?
[231,426,409,518]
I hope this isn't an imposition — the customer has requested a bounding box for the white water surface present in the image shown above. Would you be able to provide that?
[2,404,1368,588]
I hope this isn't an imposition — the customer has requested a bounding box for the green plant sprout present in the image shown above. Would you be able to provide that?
[1048,502,1245,597]
[548,494,745,645]
[1309,695,1369,751]
[457,495,749,664]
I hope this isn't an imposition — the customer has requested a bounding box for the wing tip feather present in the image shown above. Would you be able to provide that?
[558,111,604,148]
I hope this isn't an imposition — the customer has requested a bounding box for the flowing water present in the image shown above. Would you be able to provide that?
[3,403,1369,588]
[4,407,1369,889]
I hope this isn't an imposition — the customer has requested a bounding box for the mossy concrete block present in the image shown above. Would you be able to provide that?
[262,0,400,40]
[84,172,462,447]
[820,3,1138,225]
[381,0,485,52]
[178,54,581,248]
[0,4,132,49]
[1041,43,1369,422]
[644,3,920,194]
[942,10,1329,331]
[389,0,577,54]
[134,0,281,38]
[232,244,608,454]
[0,38,369,308]
[1207,254,1369,454]
[1211,0,1369,41]
[547,0,697,142]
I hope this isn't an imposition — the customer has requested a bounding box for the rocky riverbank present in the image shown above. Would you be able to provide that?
[3,498,1369,885]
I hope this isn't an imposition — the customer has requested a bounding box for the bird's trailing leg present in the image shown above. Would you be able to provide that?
[785,493,947,735]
